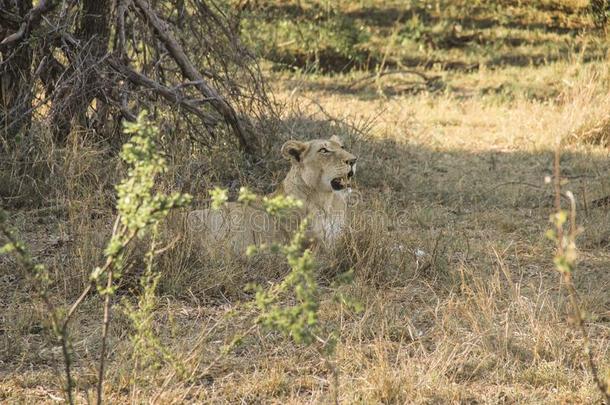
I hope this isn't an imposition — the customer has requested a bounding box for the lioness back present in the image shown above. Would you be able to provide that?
[188,203,298,253]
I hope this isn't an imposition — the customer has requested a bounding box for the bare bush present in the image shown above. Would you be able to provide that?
[0,0,276,155]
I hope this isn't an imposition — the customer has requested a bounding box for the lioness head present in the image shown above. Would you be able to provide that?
[281,135,357,193]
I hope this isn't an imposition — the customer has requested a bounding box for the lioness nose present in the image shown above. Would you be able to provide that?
[346,157,357,166]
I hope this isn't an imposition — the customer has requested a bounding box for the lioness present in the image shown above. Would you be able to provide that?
[188,135,357,252]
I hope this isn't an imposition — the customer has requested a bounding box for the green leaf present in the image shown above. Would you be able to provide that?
[209,187,229,210]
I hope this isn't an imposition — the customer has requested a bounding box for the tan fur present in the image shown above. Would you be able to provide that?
[188,136,357,252]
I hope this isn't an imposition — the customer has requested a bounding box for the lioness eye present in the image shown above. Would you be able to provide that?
[319,147,329,153]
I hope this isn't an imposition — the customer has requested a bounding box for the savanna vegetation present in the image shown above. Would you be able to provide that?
[1,0,610,403]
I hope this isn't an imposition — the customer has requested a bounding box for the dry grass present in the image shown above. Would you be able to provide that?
[2,61,610,403]
[3,1,610,403]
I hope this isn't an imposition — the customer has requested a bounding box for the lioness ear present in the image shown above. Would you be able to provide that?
[281,140,308,162]
[329,135,343,146]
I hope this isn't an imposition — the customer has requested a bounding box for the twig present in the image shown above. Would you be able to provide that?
[96,266,114,405]
[347,69,441,90]
[581,184,589,218]
[301,95,382,139]
[0,8,21,27]
[153,234,181,255]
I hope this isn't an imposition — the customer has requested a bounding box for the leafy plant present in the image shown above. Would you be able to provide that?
[0,211,72,401]
[249,219,319,344]
[92,111,192,403]
[123,225,185,385]
[547,149,610,403]
[1,111,192,404]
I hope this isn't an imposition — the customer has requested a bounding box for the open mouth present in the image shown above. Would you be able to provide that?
[331,175,350,191]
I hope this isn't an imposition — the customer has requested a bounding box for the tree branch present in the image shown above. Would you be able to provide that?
[107,59,219,127]
[131,0,257,154]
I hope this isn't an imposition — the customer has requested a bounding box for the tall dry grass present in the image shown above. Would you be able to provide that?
[2,60,610,403]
